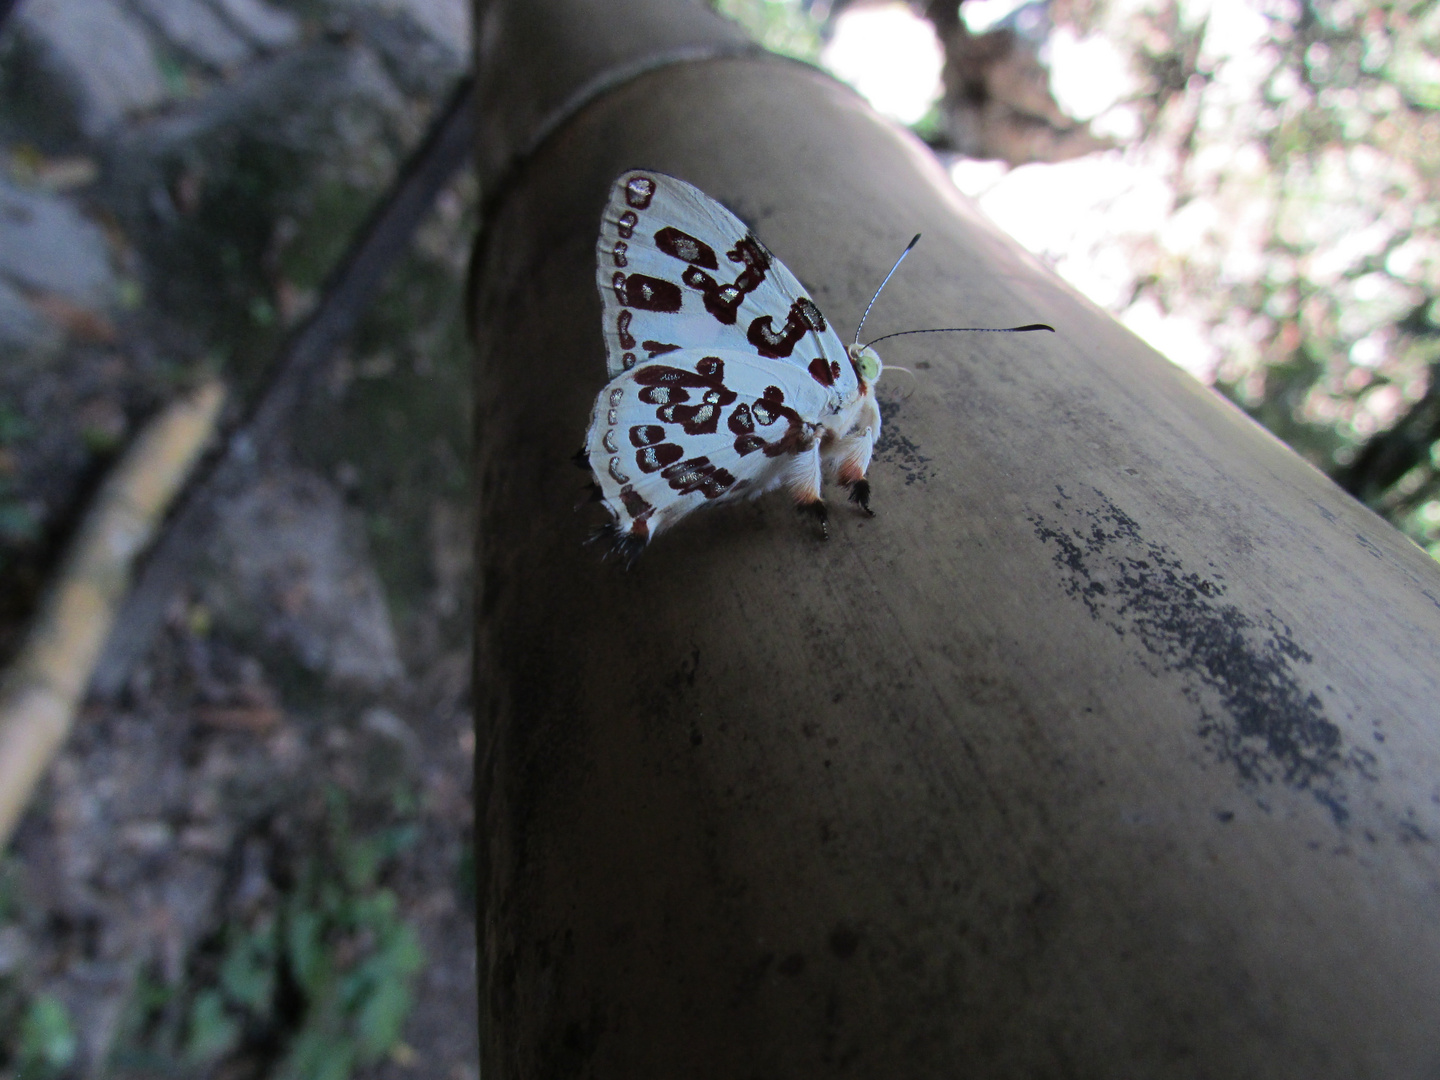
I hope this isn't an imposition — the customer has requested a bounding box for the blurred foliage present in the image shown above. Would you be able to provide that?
[722,0,1440,557]
[268,789,423,1080]
[1003,0,1440,551]
[712,0,826,60]
[14,996,78,1079]
[1126,0,1440,553]
[0,860,77,1080]
[110,789,423,1079]
[4,995,79,1080]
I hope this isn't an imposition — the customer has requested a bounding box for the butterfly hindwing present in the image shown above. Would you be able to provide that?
[585,349,832,544]
[596,170,858,405]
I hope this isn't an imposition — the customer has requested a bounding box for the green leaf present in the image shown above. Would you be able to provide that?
[185,989,242,1063]
[286,907,329,997]
[18,994,77,1072]
[277,1028,358,1080]
[354,976,411,1062]
[219,920,278,1013]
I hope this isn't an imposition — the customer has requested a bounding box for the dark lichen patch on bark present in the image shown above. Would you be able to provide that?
[1029,486,1374,825]
[875,398,934,486]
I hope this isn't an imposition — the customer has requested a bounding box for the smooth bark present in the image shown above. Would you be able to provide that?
[472,3,1440,1076]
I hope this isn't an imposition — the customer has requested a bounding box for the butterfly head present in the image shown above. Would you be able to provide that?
[848,342,883,385]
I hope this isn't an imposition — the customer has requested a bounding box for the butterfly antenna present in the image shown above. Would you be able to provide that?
[854,233,921,346]
[864,323,1055,349]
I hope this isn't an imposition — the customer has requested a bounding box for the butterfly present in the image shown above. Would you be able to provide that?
[581,170,1052,563]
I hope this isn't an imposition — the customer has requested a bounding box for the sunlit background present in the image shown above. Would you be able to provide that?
[718,0,1440,556]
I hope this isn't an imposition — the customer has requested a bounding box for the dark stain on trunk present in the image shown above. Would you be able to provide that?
[1029,486,1376,826]
[874,398,934,487]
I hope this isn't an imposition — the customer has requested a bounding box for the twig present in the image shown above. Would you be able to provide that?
[0,382,225,848]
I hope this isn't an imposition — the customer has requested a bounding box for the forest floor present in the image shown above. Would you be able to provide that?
[0,1,477,1076]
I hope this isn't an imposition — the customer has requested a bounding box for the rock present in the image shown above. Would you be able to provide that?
[13,0,168,140]
[332,0,471,56]
[361,705,422,761]
[0,277,59,352]
[105,41,411,340]
[110,40,409,203]
[119,820,174,854]
[129,0,253,71]
[205,468,404,690]
[329,3,467,97]
[0,178,115,308]
[207,0,303,51]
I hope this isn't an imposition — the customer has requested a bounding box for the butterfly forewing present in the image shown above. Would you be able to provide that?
[596,170,857,403]
[585,349,831,543]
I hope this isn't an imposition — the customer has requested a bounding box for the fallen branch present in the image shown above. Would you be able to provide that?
[0,380,225,849]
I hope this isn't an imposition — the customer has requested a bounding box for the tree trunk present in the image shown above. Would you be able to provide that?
[471,2,1440,1076]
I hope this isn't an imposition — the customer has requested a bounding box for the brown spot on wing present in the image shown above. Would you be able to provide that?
[660,456,738,499]
[625,175,656,209]
[636,442,684,472]
[654,226,719,270]
[748,298,827,359]
[678,235,771,325]
[622,274,683,312]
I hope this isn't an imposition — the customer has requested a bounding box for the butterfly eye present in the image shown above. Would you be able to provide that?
[853,346,882,383]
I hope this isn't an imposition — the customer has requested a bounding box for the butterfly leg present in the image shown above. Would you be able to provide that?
[830,426,876,517]
[586,521,647,568]
[797,499,829,539]
[847,479,873,516]
[784,441,828,540]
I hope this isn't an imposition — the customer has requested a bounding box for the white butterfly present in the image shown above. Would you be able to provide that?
[582,170,1052,561]
[582,169,888,561]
